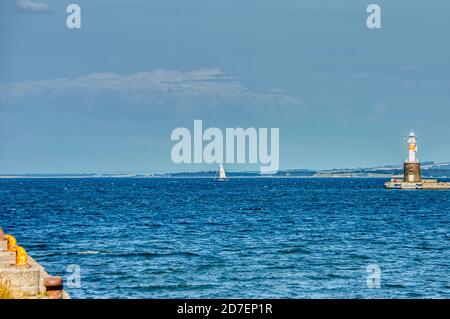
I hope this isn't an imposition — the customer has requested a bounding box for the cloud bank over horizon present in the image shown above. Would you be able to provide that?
[15,0,49,13]
[0,67,301,108]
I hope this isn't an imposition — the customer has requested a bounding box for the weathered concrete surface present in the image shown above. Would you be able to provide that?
[0,265,40,298]
[0,239,7,252]
[0,252,15,266]
[27,255,49,294]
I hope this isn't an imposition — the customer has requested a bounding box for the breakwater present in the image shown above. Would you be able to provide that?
[0,228,69,299]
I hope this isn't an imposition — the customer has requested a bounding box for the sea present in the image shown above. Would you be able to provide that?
[0,178,449,299]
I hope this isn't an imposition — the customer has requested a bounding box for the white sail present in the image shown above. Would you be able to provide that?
[218,163,227,179]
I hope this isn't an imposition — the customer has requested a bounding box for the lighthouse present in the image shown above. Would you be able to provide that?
[385,131,450,189]
[403,131,421,182]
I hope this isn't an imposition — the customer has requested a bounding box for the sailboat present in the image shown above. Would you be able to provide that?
[215,163,228,182]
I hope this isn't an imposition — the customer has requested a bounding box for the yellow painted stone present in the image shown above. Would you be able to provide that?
[3,235,17,252]
[15,246,28,266]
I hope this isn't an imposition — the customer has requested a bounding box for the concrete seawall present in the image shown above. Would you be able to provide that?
[0,228,70,299]
[385,179,450,190]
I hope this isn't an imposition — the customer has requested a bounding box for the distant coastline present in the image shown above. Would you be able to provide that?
[2,161,449,179]
[0,175,398,179]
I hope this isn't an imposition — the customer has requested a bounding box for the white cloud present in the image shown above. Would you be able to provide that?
[0,68,300,107]
[16,0,49,13]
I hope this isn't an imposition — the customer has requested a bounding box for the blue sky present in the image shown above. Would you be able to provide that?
[1,0,450,174]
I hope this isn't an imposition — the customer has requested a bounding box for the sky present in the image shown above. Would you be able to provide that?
[1,0,450,174]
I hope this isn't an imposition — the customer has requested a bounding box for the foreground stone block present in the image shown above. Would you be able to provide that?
[0,239,7,252]
[0,252,15,265]
[0,265,40,298]
[28,256,49,294]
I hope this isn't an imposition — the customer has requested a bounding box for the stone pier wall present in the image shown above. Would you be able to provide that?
[0,230,70,299]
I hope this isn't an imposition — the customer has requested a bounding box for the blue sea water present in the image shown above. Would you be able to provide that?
[0,178,449,299]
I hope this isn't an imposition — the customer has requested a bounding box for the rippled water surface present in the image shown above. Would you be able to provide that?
[1,178,449,298]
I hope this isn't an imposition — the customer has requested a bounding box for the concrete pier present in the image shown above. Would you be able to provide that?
[384,179,450,189]
[0,230,70,299]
